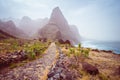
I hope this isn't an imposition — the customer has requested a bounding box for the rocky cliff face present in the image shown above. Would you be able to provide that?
[0,20,27,39]
[38,7,81,44]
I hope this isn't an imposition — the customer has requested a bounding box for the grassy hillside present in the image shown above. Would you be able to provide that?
[56,43,120,80]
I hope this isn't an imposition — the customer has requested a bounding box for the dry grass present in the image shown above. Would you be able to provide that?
[59,43,120,80]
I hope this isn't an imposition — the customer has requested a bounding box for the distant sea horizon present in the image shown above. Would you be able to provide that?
[80,40,120,54]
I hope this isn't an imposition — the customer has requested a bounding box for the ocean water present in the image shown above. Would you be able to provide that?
[81,40,120,54]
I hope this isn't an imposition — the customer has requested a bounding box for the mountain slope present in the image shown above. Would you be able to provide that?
[0,29,16,39]
[2,17,49,38]
[0,20,27,39]
[38,7,81,44]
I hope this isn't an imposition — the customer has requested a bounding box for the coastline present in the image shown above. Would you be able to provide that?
[81,40,120,54]
[91,48,120,55]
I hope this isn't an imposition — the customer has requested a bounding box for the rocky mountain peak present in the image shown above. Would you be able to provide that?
[51,7,61,16]
[50,7,67,24]
[38,7,81,44]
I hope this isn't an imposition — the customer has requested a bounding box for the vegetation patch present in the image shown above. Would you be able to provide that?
[0,39,49,70]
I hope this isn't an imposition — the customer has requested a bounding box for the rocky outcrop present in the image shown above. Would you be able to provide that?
[38,7,81,45]
[39,23,62,41]
[0,50,27,68]
[58,39,71,45]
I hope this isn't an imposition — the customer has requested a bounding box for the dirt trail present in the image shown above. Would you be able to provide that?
[0,42,58,80]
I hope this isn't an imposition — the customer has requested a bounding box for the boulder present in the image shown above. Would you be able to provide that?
[47,71,55,78]
[58,39,71,45]
[82,62,99,75]
[64,40,71,45]
[114,66,120,75]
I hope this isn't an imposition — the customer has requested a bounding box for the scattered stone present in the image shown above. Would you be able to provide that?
[60,73,66,79]
[53,73,60,79]
[0,50,27,68]
[101,50,113,53]
[48,72,55,78]
[92,49,100,52]
[12,55,17,59]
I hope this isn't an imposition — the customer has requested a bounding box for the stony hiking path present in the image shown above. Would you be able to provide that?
[0,42,59,80]
[47,47,77,80]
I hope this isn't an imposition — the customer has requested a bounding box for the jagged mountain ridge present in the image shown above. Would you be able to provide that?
[1,17,49,38]
[38,7,81,44]
[1,17,53,40]
[0,7,81,44]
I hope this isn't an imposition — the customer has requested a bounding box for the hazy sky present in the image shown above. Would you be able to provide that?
[0,0,120,41]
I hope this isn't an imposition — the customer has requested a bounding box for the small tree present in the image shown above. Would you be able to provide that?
[83,49,90,58]
[78,43,81,51]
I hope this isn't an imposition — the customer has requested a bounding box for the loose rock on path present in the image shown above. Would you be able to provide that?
[47,47,79,80]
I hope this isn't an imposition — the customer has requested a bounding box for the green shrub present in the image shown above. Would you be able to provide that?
[67,48,76,57]
[78,43,81,51]
[69,48,73,54]
[67,53,71,57]
[26,51,36,60]
[81,48,84,54]
[24,41,48,60]
[83,49,89,57]
[74,51,80,57]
